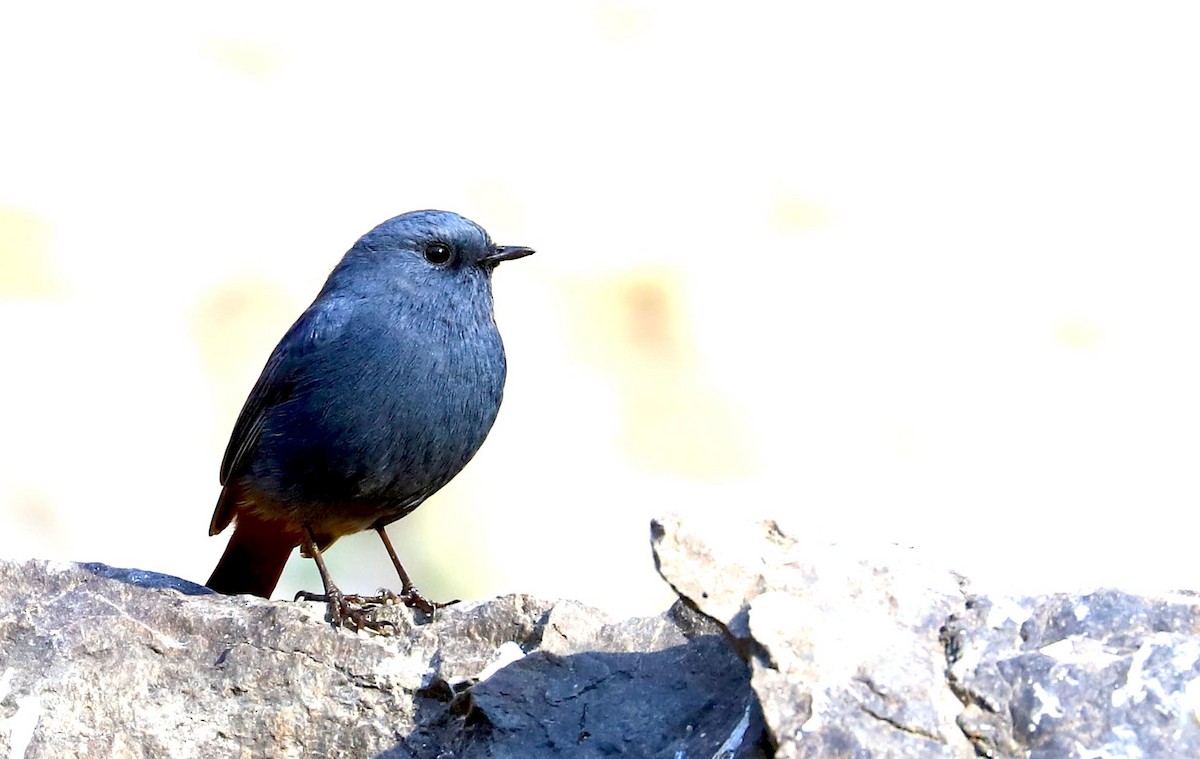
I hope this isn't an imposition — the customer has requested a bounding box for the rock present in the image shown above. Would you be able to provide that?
[650,513,1200,759]
[651,513,974,758]
[0,560,764,758]
[942,589,1200,758]
[4,517,1200,758]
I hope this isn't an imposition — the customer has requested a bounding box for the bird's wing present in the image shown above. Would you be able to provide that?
[218,296,354,486]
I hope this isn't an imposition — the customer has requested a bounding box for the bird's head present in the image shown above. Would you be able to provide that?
[326,210,533,305]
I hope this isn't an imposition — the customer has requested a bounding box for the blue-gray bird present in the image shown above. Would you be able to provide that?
[205,210,533,626]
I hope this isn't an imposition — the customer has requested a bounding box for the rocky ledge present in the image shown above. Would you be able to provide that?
[1,515,1198,758]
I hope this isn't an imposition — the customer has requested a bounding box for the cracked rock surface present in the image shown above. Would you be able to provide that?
[0,560,764,758]
[652,513,973,758]
[651,513,1200,759]
[4,516,1200,758]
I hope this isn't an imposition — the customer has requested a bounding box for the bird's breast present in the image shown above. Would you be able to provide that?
[254,308,508,508]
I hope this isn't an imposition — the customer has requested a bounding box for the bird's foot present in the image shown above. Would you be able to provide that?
[294,589,397,634]
[355,587,460,617]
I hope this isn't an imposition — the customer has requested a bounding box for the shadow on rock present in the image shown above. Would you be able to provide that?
[78,562,214,596]
[396,636,769,759]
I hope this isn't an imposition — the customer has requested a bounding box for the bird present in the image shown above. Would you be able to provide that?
[204,209,533,629]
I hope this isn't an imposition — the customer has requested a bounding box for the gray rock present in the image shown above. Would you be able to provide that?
[649,513,1200,759]
[0,559,764,758]
[5,516,1200,758]
[943,589,1200,759]
[651,513,974,758]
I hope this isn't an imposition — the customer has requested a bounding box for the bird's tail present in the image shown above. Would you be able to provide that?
[206,510,300,598]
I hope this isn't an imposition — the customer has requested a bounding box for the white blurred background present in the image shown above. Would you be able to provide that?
[2,3,1199,617]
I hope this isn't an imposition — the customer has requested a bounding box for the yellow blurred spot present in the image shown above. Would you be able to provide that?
[566,268,689,367]
[1056,318,1101,350]
[191,278,295,412]
[0,206,62,298]
[202,38,285,80]
[594,1,651,43]
[770,194,828,231]
[622,384,754,478]
[0,485,65,551]
[565,269,754,478]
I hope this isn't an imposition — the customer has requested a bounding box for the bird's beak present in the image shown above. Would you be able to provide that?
[482,245,535,266]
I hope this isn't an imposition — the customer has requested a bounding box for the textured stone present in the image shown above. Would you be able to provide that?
[5,516,1200,758]
[652,513,974,758]
[650,513,1200,758]
[0,560,763,758]
[942,589,1200,758]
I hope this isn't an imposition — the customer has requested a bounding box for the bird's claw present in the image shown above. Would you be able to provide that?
[349,587,459,617]
[294,589,397,634]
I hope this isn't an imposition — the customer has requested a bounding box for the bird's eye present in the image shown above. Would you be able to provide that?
[423,241,454,266]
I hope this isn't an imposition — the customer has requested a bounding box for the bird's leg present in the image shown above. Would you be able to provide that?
[294,528,395,634]
[365,525,458,615]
